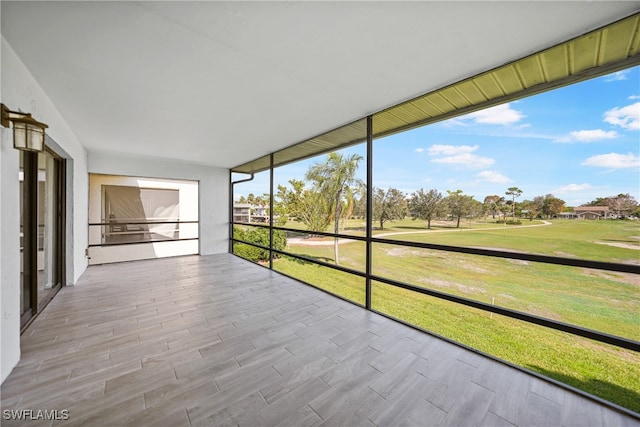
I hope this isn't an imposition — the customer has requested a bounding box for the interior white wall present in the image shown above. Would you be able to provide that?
[88,151,229,256]
[0,128,21,385]
[1,37,89,383]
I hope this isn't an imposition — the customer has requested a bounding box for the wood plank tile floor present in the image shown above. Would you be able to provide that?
[2,254,638,426]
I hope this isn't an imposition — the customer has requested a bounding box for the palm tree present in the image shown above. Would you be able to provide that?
[306,152,363,265]
[505,187,523,222]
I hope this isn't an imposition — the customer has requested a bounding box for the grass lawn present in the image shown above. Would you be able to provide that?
[238,218,640,412]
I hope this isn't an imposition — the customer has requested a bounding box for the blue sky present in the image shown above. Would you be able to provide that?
[235,66,639,207]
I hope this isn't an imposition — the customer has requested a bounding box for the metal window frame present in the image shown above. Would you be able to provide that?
[228,14,640,414]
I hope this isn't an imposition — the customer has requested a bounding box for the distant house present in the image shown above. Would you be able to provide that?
[558,212,577,219]
[574,206,609,220]
[233,203,251,223]
[233,203,269,223]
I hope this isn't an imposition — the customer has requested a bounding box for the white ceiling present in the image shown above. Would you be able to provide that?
[2,1,638,169]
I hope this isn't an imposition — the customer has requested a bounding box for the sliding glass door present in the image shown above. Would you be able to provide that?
[20,148,65,329]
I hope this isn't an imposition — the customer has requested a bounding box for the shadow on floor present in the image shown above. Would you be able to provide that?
[527,364,640,414]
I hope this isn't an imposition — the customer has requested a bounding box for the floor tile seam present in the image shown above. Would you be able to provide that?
[470,378,498,394]
[485,409,520,427]
[528,387,565,408]
[68,360,132,385]
[456,355,482,370]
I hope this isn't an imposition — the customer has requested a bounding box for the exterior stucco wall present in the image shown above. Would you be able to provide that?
[1,37,89,383]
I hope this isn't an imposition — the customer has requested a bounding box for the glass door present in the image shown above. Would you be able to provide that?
[20,148,65,329]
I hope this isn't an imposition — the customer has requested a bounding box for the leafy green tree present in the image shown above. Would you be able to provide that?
[522,199,540,221]
[583,197,609,207]
[505,187,523,221]
[484,194,504,219]
[541,194,565,218]
[351,182,367,220]
[276,179,331,232]
[340,186,356,230]
[444,189,475,228]
[531,196,546,219]
[373,187,407,230]
[306,153,363,265]
[483,195,503,219]
[409,188,443,229]
[352,196,365,220]
[469,198,485,222]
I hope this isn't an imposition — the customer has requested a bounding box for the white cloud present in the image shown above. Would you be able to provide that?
[414,148,424,153]
[464,103,525,125]
[554,183,594,193]
[604,70,629,82]
[629,95,640,100]
[604,102,640,130]
[582,152,640,169]
[427,144,494,169]
[427,144,478,156]
[555,129,619,143]
[432,153,495,169]
[476,170,512,184]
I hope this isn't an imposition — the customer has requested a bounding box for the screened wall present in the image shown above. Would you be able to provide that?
[229,15,640,414]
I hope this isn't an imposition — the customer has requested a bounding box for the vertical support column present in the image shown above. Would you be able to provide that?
[269,153,274,270]
[365,115,373,310]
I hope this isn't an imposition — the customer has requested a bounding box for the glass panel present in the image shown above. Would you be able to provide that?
[371,281,640,413]
[273,255,365,305]
[372,242,639,341]
[37,151,59,306]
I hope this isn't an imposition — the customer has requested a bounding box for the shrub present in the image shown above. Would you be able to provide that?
[495,220,522,225]
[233,226,286,262]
